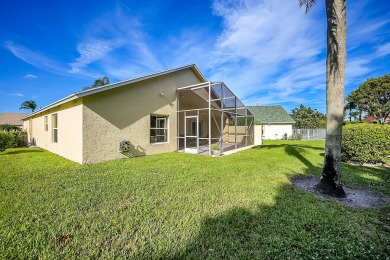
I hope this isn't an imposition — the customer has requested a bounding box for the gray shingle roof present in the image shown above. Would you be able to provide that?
[0,113,27,126]
[248,106,295,124]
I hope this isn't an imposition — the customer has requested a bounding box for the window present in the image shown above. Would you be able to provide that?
[44,116,48,131]
[150,115,168,143]
[52,114,58,143]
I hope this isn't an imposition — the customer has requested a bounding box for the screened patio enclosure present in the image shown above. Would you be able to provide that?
[177,82,254,155]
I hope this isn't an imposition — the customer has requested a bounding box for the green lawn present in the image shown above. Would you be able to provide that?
[1,140,389,259]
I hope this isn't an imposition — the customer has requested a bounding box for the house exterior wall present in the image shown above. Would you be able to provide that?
[262,124,293,140]
[22,100,83,163]
[254,125,262,145]
[222,125,254,145]
[82,69,203,163]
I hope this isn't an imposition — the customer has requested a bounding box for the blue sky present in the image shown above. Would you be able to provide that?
[1,0,389,114]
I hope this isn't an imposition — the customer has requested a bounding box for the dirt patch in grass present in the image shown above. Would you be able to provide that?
[346,162,390,169]
[55,233,71,246]
[291,176,390,209]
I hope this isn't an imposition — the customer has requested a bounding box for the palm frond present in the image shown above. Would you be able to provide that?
[299,0,316,14]
[92,76,110,87]
[19,100,37,112]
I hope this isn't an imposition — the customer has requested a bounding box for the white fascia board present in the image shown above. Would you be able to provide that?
[21,94,78,120]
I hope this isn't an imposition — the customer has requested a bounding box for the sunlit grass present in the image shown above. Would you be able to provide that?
[0,141,389,259]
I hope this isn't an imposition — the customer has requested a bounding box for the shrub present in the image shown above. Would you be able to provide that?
[342,123,390,164]
[0,131,25,152]
[211,143,220,150]
[289,134,303,140]
[0,124,20,132]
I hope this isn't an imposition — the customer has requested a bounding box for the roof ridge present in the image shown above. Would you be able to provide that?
[22,64,206,120]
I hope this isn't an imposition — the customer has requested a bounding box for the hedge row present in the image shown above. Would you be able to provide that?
[341,124,390,164]
[0,131,25,152]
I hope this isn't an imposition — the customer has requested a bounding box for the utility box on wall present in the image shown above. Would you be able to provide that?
[119,140,131,152]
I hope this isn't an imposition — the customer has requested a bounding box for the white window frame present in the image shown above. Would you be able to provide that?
[52,114,58,143]
[150,115,169,144]
[44,116,48,132]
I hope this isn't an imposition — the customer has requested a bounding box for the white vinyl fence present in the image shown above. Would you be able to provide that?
[293,129,326,140]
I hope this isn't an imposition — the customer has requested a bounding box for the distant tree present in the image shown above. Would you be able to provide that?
[345,89,367,122]
[93,76,110,87]
[346,74,390,124]
[291,104,325,129]
[344,100,358,122]
[19,100,37,112]
[0,124,20,132]
[83,76,111,90]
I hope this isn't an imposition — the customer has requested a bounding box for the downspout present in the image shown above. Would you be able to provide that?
[220,84,224,153]
[208,82,211,155]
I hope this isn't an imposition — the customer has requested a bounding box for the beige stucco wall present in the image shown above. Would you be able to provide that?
[223,125,254,145]
[22,100,83,163]
[262,124,293,140]
[82,69,203,163]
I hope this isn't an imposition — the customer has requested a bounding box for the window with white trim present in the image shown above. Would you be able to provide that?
[52,114,58,143]
[150,115,168,143]
[44,116,48,131]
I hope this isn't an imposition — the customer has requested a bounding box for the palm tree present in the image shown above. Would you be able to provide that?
[20,100,37,113]
[82,76,111,91]
[92,76,110,87]
[300,0,346,197]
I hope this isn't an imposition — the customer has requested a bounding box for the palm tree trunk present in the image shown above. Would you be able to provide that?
[315,0,346,197]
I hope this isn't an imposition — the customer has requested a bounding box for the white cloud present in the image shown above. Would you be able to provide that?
[202,0,326,110]
[69,7,163,79]
[23,74,37,79]
[4,0,388,114]
[68,39,123,74]
[0,91,24,97]
[346,59,371,80]
[375,42,390,57]
[4,41,66,76]
[212,0,322,64]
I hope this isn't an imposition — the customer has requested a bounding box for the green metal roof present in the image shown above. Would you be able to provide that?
[247,106,296,124]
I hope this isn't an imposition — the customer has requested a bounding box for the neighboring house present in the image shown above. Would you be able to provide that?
[248,106,296,140]
[22,64,260,164]
[0,112,27,129]
[362,115,390,124]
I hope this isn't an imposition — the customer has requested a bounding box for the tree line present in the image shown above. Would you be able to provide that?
[291,73,390,128]
[345,74,390,124]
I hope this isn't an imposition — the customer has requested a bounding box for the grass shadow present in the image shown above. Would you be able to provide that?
[284,145,320,173]
[252,141,325,152]
[167,183,388,259]
[341,163,390,196]
[1,148,44,155]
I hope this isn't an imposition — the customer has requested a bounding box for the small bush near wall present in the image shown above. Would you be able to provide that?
[289,134,302,140]
[342,124,390,164]
[0,131,25,152]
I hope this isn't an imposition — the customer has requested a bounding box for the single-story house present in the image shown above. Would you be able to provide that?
[362,115,390,124]
[22,64,261,164]
[248,106,295,140]
[0,112,27,129]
